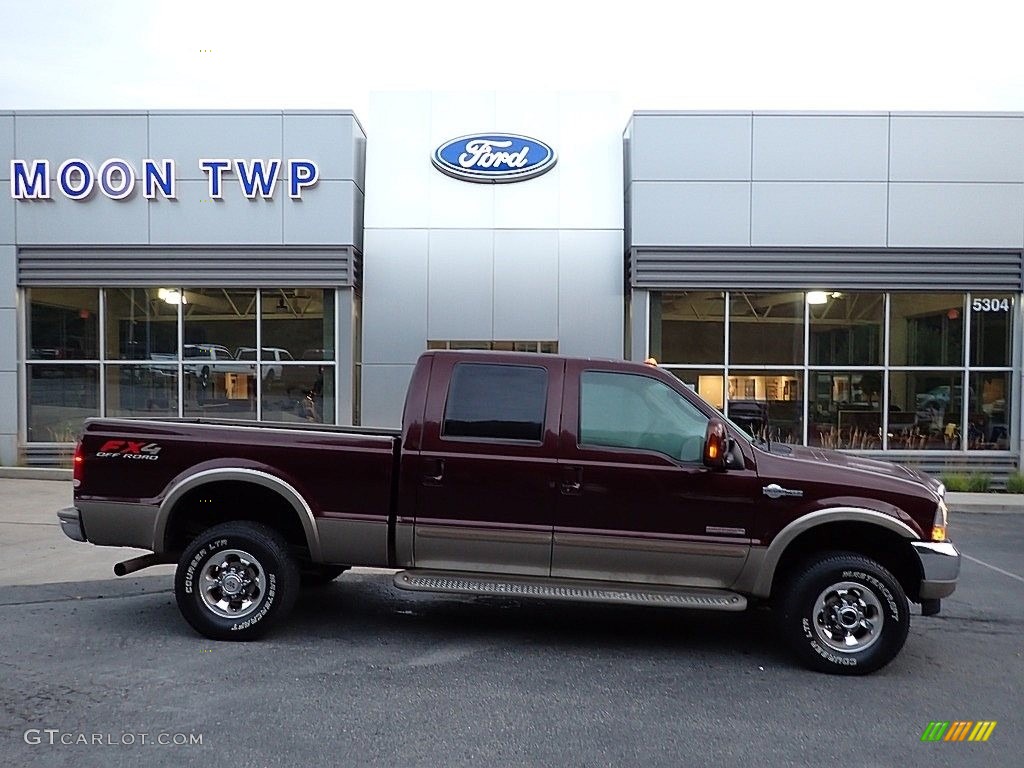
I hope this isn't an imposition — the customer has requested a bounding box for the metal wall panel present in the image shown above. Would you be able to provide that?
[17,246,355,287]
[14,113,148,174]
[0,371,15,463]
[751,182,887,246]
[149,180,283,245]
[630,248,1023,291]
[427,229,494,339]
[630,114,752,182]
[890,116,1024,182]
[284,180,360,246]
[559,92,625,229]
[148,113,283,180]
[753,115,889,181]
[0,193,12,245]
[0,308,14,370]
[360,364,416,428]
[363,92,432,229]
[888,183,1024,248]
[558,230,623,357]
[282,113,362,185]
[16,195,149,245]
[0,247,14,306]
[361,229,429,364]
[493,230,559,339]
[631,182,750,246]
[0,114,12,179]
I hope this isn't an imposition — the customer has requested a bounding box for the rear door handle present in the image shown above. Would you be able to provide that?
[560,466,582,496]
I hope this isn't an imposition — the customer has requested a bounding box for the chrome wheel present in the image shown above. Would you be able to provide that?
[812,580,884,653]
[199,549,265,620]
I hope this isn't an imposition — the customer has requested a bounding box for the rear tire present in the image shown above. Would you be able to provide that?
[175,521,299,641]
[777,552,910,675]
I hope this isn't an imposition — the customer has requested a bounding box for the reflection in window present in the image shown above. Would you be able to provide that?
[968,372,1011,450]
[888,372,964,450]
[260,289,335,361]
[28,288,99,360]
[726,372,803,444]
[729,292,803,366]
[104,288,177,360]
[651,291,724,365]
[810,293,883,366]
[809,371,882,449]
[670,370,725,410]
[105,365,178,418]
[890,294,964,366]
[261,364,335,424]
[26,365,99,441]
[183,364,257,420]
[580,371,708,461]
[183,288,256,359]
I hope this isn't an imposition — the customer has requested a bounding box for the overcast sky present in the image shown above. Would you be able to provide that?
[1,0,1022,127]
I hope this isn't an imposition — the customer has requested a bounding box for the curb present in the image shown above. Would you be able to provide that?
[0,467,72,481]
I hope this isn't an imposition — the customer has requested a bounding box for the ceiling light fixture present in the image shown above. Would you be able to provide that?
[806,291,828,305]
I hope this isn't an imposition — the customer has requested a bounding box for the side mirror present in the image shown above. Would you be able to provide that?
[703,419,728,470]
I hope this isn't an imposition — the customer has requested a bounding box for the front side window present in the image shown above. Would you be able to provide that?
[580,371,709,462]
[442,364,548,441]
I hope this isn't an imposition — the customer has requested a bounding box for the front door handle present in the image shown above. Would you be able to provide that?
[560,466,582,496]
[423,458,445,485]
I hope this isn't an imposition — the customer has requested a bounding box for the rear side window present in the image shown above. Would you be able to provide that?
[443,363,548,442]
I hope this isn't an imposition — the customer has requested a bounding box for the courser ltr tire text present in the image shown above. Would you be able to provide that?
[778,551,910,675]
[175,521,299,641]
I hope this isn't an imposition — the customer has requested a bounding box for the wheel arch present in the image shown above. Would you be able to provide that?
[745,508,923,602]
[154,468,322,561]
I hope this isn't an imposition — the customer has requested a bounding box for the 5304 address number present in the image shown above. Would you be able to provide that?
[972,298,1011,312]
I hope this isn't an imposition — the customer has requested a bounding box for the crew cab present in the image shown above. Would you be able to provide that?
[58,351,960,674]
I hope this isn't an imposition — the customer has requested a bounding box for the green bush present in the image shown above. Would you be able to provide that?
[1005,472,1024,494]
[966,473,991,493]
[941,472,970,492]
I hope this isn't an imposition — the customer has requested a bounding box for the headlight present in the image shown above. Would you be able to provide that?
[931,498,948,542]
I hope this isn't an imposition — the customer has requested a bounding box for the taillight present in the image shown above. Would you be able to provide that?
[72,440,84,489]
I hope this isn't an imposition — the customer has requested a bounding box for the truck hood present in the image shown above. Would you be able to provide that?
[759,442,939,491]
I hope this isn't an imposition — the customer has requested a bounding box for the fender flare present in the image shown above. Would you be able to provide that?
[153,467,322,561]
[743,507,920,598]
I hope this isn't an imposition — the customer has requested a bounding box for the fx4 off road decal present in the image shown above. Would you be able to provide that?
[96,440,162,461]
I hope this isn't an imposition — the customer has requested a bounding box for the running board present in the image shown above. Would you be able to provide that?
[393,570,747,611]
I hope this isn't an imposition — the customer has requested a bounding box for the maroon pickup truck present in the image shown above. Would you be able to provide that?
[59,350,960,674]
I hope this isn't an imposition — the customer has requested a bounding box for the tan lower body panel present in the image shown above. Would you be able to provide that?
[552,532,749,589]
[413,524,551,576]
[317,517,389,567]
[78,500,159,550]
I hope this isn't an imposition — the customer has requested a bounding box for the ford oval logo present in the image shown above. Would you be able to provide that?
[432,134,557,183]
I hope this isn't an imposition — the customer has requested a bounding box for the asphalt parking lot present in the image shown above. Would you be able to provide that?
[0,480,1021,767]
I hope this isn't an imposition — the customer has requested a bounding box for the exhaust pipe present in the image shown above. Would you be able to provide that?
[114,553,174,577]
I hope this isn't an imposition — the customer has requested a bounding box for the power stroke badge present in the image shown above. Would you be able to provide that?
[432,134,557,183]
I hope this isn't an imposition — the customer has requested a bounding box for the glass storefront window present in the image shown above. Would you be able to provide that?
[808,371,883,449]
[183,363,257,420]
[104,365,178,418]
[890,294,964,367]
[26,365,99,442]
[727,370,803,444]
[27,288,99,360]
[260,289,335,361]
[183,288,256,359]
[261,364,335,424]
[729,293,803,366]
[104,288,178,360]
[652,291,725,365]
[669,369,725,410]
[809,292,883,366]
[970,294,1014,367]
[968,371,1011,450]
[888,371,964,450]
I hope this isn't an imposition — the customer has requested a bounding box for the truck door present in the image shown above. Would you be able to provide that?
[413,355,564,576]
[552,360,757,588]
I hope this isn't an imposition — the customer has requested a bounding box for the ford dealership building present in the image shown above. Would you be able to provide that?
[2,94,1023,481]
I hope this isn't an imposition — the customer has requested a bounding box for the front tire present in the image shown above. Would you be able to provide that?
[175,521,299,641]
[778,552,910,675]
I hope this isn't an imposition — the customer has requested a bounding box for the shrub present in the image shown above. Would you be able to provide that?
[966,473,991,493]
[941,472,970,492]
[1005,472,1024,494]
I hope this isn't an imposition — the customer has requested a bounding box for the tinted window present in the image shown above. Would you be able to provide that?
[580,371,709,462]
[443,364,548,441]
